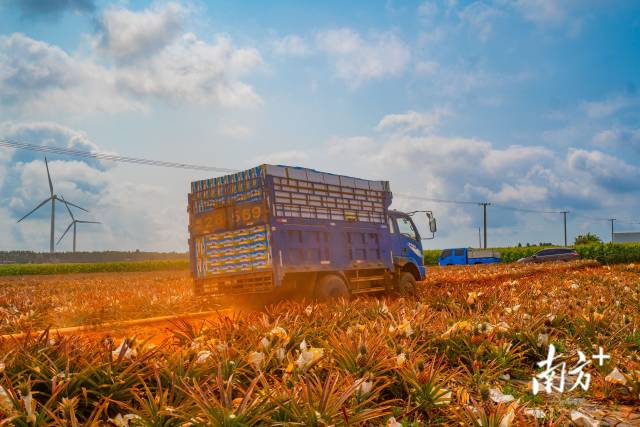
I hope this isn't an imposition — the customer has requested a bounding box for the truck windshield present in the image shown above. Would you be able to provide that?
[396,217,417,240]
[440,249,452,258]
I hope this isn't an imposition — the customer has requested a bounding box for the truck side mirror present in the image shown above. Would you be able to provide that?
[426,212,437,233]
[419,211,437,240]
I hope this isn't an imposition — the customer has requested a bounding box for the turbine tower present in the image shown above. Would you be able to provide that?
[17,157,87,253]
[57,195,100,253]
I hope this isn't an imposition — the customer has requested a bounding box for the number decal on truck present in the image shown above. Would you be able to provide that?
[191,202,265,235]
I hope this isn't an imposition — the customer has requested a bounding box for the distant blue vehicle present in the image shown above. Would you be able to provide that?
[438,248,501,266]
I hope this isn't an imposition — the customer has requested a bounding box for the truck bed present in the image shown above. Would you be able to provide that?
[468,249,501,260]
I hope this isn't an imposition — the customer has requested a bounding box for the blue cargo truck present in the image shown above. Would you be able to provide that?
[188,165,436,299]
[438,248,501,266]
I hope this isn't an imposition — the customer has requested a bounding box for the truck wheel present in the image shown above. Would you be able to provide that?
[396,272,416,296]
[315,274,349,301]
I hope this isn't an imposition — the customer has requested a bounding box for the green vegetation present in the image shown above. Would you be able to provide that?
[423,249,441,266]
[3,242,640,276]
[0,250,187,264]
[0,259,189,276]
[575,242,640,264]
[575,232,603,245]
[425,243,640,265]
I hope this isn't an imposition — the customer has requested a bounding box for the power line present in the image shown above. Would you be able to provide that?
[2,137,639,227]
[570,212,640,224]
[394,194,479,205]
[612,218,640,225]
[490,203,564,214]
[0,138,238,173]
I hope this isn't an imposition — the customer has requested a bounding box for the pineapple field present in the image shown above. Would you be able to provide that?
[1,261,639,426]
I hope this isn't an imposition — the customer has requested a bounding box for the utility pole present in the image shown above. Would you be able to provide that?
[479,203,490,248]
[609,218,616,243]
[561,211,569,246]
[478,227,481,248]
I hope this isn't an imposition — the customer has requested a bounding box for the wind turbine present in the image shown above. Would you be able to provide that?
[57,195,100,252]
[16,157,88,253]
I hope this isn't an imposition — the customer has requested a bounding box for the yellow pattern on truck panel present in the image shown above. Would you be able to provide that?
[194,225,270,279]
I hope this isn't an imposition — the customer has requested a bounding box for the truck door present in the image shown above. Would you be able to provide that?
[390,213,425,279]
[453,248,467,264]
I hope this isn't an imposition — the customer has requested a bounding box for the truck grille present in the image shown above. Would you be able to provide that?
[197,271,274,295]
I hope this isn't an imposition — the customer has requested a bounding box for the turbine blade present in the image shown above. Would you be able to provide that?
[59,195,75,220]
[77,221,101,224]
[57,222,74,245]
[45,157,53,195]
[17,198,51,223]
[54,196,88,213]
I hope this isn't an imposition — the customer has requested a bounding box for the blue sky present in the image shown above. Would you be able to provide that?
[0,0,639,251]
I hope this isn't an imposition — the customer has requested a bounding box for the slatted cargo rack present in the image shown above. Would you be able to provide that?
[269,167,390,223]
[188,165,391,222]
[190,166,263,215]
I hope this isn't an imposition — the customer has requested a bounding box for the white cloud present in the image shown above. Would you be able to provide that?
[507,0,607,36]
[418,1,438,19]
[567,148,640,191]
[490,183,549,204]
[267,111,638,231]
[0,33,139,114]
[0,3,263,114]
[413,64,499,97]
[592,129,618,146]
[1,121,100,152]
[481,145,553,174]
[415,60,439,76]
[417,26,448,45]
[272,35,311,56]
[0,121,187,251]
[327,136,376,156]
[113,32,262,108]
[0,121,109,171]
[459,2,503,42]
[254,150,310,167]
[98,2,187,62]
[581,95,636,118]
[592,128,640,148]
[510,0,566,25]
[316,28,410,86]
[220,124,252,140]
[300,130,563,241]
[542,125,582,146]
[375,108,452,134]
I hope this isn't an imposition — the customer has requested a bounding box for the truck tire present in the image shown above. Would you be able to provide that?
[396,272,416,296]
[315,274,349,301]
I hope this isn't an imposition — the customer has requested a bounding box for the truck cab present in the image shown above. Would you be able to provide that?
[388,210,430,281]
